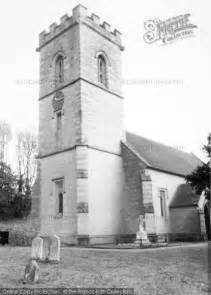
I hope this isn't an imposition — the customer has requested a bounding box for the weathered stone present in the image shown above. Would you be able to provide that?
[40,235,60,262]
[157,235,166,243]
[23,259,39,284]
[77,202,88,213]
[48,235,61,262]
[37,4,125,246]
[41,236,51,261]
[31,236,43,260]
[135,215,151,246]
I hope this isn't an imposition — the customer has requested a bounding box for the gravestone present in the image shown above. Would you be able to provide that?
[40,235,61,262]
[23,259,39,284]
[41,236,51,261]
[31,236,43,260]
[48,235,61,262]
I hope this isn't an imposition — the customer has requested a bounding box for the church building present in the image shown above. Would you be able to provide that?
[33,4,204,245]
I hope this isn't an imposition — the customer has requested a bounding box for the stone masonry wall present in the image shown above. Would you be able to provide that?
[80,23,122,96]
[169,207,201,241]
[38,24,80,98]
[80,81,125,154]
[76,146,89,236]
[36,4,125,244]
[121,142,146,234]
[39,83,81,157]
[88,148,125,244]
[40,150,77,244]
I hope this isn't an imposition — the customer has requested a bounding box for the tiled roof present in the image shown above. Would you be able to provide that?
[126,132,203,176]
[169,184,199,208]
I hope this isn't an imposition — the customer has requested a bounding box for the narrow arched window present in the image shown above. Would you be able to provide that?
[98,55,107,87]
[55,55,64,87]
[56,111,62,131]
[58,192,63,215]
[54,178,64,216]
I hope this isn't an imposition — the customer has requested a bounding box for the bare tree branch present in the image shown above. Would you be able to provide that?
[16,130,37,189]
[0,121,12,163]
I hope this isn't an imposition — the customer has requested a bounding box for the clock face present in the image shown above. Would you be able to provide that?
[54,96,62,101]
[54,91,64,101]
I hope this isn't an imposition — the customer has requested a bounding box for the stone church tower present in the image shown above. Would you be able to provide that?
[36,5,125,244]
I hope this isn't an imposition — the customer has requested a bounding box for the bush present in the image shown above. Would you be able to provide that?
[12,192,31,218]
[0,162,31,220]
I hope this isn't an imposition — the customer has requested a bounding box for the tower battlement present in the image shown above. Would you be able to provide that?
[38,4,123,51]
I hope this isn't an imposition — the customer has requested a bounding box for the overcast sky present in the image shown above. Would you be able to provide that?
[0,0,210,165]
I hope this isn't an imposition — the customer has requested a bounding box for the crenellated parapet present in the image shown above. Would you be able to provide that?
[37,4,123,51]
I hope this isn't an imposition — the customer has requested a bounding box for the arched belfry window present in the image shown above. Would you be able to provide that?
[55,55,64,87]
[98,55,107,87]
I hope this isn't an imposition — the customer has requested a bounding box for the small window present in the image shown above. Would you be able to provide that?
[54,179,64,215]
[58,192,63,214]
[55,55,64,87]
[160,190,167,217]
[56,112,62,131]
[0,231,9,245]
[98,55,107,87]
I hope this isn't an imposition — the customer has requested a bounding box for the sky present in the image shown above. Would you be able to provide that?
[0,0,210,166]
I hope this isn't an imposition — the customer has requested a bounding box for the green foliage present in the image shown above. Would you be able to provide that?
[186,134,211,200]
[0,162,32,220]
[186,163,210,198]
[13,191,31,218]
[0,162,16,219]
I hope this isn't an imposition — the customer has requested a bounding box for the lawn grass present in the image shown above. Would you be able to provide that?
[0,243,209,295]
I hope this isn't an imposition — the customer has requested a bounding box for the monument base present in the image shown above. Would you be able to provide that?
[134,237,151,247]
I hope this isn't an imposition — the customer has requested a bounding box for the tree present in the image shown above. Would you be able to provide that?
[0,162,16,219]
[186,134,210,200]
[186,133,210,240]
[12,188,31,218]
[0,160,32,220]
[16,130,37,192]
[13,130,37,218]
[0,127,36,220]
[0,121,12,163]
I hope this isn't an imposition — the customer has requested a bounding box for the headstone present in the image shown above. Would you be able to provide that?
[41,236,51,261]
[31,236,43,260]
[40,235,61,262]
[49,235,61,262]
[23,259,39,284]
